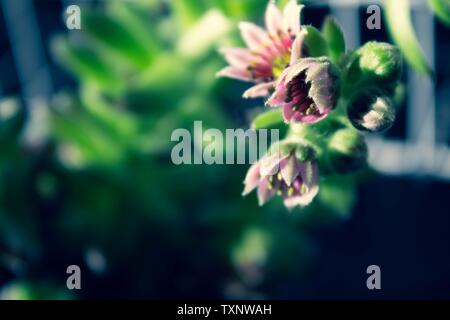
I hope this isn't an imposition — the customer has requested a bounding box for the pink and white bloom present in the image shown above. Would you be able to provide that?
[242,149,319,209]
[217,0,306,99]
[267,57,341,124]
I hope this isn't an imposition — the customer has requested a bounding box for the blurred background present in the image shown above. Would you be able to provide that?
[0,0,449,299]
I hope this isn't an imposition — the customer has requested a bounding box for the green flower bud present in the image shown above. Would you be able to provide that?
[356,41,402,84]
[347,90,396,132]
[343,42,402,96]
[326,128,368,173]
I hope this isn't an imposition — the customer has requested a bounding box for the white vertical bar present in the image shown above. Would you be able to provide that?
[407,8,435,174]
[2,0,54,147]
[2,0,53,99]
[328,0,361,50]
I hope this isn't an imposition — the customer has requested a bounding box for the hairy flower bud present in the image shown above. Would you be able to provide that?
[326,128,368,173]
[359,42,402,82]
[243,142,319,209]
[217,0,306,99]
[347,42,402,86]
[347,90,396,133]
[267,57,341,124]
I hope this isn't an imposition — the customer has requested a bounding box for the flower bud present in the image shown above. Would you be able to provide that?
[243,142,319,210]
[347,90,396,132]
[326,128,367,173]
[267,57,341,124]
[355,42,402,84]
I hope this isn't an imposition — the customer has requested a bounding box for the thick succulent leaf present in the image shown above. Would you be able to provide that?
[303,26,329,57]
[51,37,122,90]
[108,1,161,59]
[322,16,346,63]
[251,108,284,129]
[171,0,207,27]
[82,11,151,68]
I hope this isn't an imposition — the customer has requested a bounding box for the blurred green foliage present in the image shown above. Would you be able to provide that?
[0,0,362,299]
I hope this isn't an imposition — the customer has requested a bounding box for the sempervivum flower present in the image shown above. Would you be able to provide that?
[242,143,319,209]
[267,57,340,124]
[217,0,306,99]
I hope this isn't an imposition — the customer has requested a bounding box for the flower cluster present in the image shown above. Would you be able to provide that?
[218,0,402,210]
[243,142,319,209]
[218,0,305,99]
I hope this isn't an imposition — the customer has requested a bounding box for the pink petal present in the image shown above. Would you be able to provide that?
[290,111,328,124]
[300,161,320,189]
[242,162,261,196]
[265,0,284,36]
[219,48,254,69]
[239,22,272,53]
[217,66,251,82]
[280,155,301,186]
[289,28,307,66]
[283,162,319,209]
[260,153,288,177]
[257,178,277,206]
[243,81,275,99]
[283,186,318,208]
[266,73,289,107]
[283,1,304,37]
[282,103,295,123]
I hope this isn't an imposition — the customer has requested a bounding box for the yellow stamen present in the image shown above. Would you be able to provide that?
[288,187,294,197]
[305,104,316,115]
[301,184,308,194]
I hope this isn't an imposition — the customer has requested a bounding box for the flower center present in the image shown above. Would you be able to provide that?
[281,177,309,198]
[271,52,291,78]
[286,72,321,117]
[268,172,308,198]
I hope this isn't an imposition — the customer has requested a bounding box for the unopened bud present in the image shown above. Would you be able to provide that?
[356,41,402,84]
[326,128,368,173]
[347,91,396,132]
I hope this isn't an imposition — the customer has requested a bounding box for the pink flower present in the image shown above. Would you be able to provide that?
[217,0,306,99]
[242,149,319,209]
[267,57,341,124]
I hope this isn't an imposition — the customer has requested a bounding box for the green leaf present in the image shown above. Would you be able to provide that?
[80,85,137,143]
[318,175,357,219]
[322,16,346,63]
[51,37,121,89]
[303,26,329,57]
[428,0,450,27]
[107,1,162,59]
[82,12,151,68]
[50,95,128,167]
[217,0,268,20]
[251,108,284,130]
[384,0,432,75]
[171,0,206,28]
